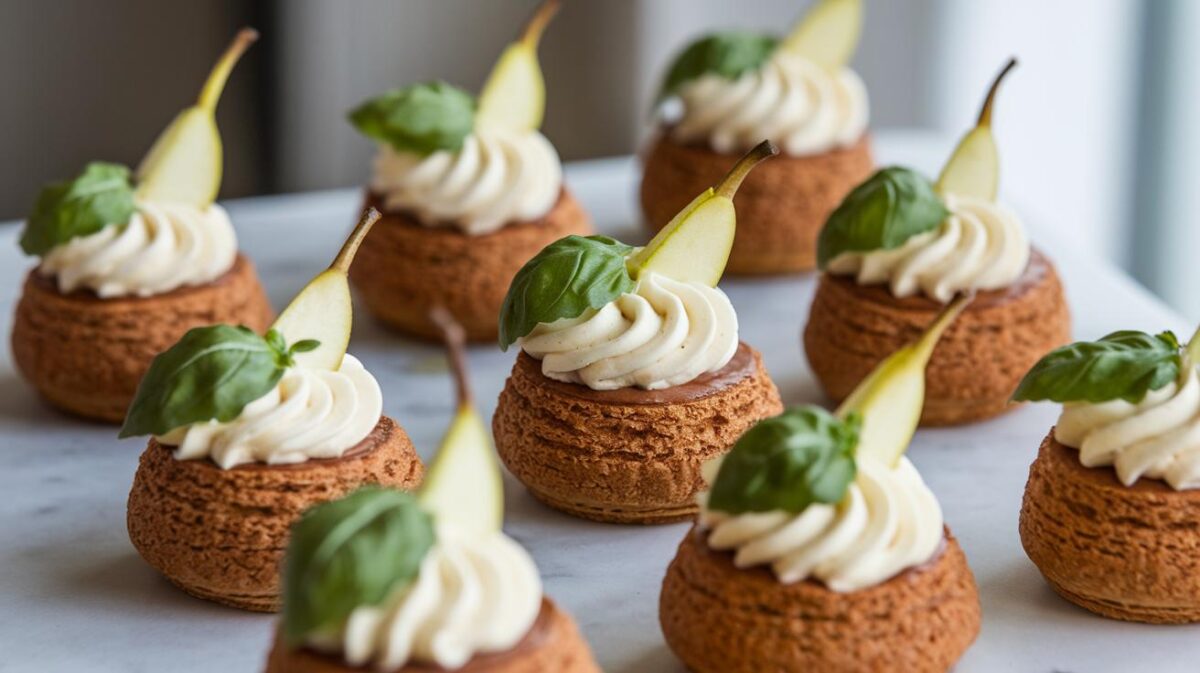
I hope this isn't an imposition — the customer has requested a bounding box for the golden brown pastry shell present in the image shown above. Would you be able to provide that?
[1020,431,1200,623]
[803,249,1071,426]
[492,343,783,525]
[126,416,424,612]
[349,189,592,343]
[640,131,874,274]
[11,253,273,423]
[659,525,981,673]
[262,598,599,673]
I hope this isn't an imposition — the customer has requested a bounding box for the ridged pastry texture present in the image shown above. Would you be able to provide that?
[263,599,600,673]
[640,131,873,274]
[804,249,1070,426]
[11,254,273,423]
[127,417,424,612]
[493,344,783,524]
[660,526,981,673]
[1020,432,1200,623]
[349,189,592,343]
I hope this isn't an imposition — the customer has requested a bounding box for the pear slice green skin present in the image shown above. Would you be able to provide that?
[836,294,972,467]
[136,28,258,207]
[935,58,1018,202]
[476,0,560,133]
[779,0,863,69]
[416,306,505,535]
[627,140,778,287]
[271,209,380,371]
[418,404,505,536]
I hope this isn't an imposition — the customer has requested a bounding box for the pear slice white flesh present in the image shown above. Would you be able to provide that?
[836,294,972,466]
[627,140,778,286]
[476,0,560,133]
[779,0,863,68]
[418,308,505,535]
[935,58,1017,201]
[136,28,257,206]
[271,209,380,370]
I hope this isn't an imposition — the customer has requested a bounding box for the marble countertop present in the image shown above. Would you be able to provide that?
[1,131,1197,673]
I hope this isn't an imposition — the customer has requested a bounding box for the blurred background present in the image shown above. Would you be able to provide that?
[2,0,1197,318]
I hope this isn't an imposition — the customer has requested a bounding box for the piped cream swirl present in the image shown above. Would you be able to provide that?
[39,201,237,298]
[371,129,562,235]
[671,50,868,156]
[1056,365,1200,490]
[520,272,738,391]
[700,457,944,592]
[310,525,543,671]
[826,194,1030,303]
[158,354,382,469]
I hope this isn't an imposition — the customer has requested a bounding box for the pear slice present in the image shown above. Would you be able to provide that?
[135,28,257,206]
[271,209,380,370]
[779,0,863,68]
[476,0,560,133]
[935,58,1017,201]
[418,307,505,535]
[836,294,972,466]
[627,140,778,286]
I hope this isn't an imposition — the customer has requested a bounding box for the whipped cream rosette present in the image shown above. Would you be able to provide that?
[1015,329,1200,491]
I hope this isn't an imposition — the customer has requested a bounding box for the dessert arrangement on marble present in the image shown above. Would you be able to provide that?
[124,209,423,611]
[346,0,592,342]
[11,29,272,422]
[265,312,598,672]
[641,0,873,274]
[805,58,1071,425]
[1015,326,1200,624]
[493,141,784,524]
[7,1,1188,671]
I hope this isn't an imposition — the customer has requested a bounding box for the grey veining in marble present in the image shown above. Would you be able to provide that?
[1,132,1197,672]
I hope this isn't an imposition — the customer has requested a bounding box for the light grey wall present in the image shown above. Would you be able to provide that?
[0,0,262,219]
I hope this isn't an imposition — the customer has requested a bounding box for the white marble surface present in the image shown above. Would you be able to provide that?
[1,131,1197,673]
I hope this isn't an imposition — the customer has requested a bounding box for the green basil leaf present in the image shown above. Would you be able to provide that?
[816,166,950,268]
[498,235,635,351]
[119,324,289,438]
[708,406,860,515]
[1012,330,1182,404]
[20,162,136,256]
[282,487,435,644]
[348,81,475,156]
[290,339,321,354]
[658,32,779,102]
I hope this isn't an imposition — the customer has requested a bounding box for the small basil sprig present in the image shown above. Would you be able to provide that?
[708,406,860,515]
[20,162,137,256]
[120,325,318,438]
[658,32,779,102]
[348,81,475,156]
[1012,330,1182,404]
[816,166,950,268]
[498,235,635,351]
[282,487,435,644]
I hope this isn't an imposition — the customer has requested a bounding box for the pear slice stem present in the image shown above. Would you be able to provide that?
[331,208,381,274]
[715,140,780,198]
[976,58,1017,128]
[430,307,473,406]
[520,0,561,47]
[915,293,974,356]
[198,27,259,111]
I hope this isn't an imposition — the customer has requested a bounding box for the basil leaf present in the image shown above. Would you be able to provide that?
[1012,330,1182,404]
[20,162,136,256]
[348,81,475,156]
[498,235,635,351]
[119,324,290,438]
[659,32,779,101]
[282,487,435,644]
[708,406,860,515]
[816,166,950,268]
